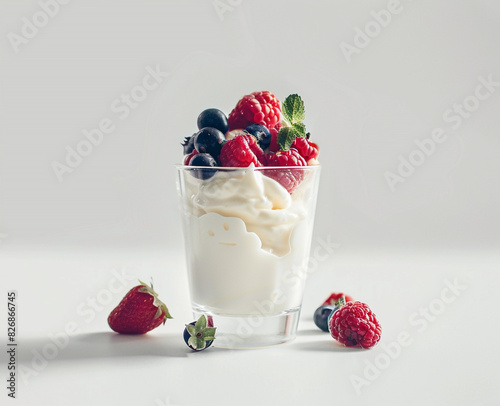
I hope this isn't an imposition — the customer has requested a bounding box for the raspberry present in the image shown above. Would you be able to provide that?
[227,91,281,132]
[219,134,265,167]
[291,137,319,161]
[266,148,306,167]
[184,149,198,165]
[328,301,381,349]
[268,123,281,153]
[265,149,307,194]
[322,292,354,306]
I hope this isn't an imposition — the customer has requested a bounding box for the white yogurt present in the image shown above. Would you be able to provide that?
[181,167,317,315]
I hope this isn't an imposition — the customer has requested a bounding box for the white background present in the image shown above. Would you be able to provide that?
[1,1,499,405]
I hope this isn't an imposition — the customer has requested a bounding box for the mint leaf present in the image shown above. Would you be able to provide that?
[188,336,206,350]
[282,94,305,124]
[277,126,300,151]
[196,337,206,350]
[278,93,308,151]
[292,122,306,138]
[203,327,216,339]
[186,324,196,336]
[195,315,207,331]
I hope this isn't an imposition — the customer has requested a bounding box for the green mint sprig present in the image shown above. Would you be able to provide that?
[277,94,307,150]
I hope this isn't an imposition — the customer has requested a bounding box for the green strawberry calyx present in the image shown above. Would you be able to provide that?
[277,94,307,151]
[138,280,173,323]
[185,315,217,350]
[336,296,346,308]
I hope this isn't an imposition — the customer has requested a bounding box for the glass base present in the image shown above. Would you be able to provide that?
[192,306,301,349]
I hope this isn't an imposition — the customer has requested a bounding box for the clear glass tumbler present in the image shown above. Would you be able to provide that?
[176,164,320,348]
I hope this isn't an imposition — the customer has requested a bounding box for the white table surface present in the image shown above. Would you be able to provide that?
[2,247,498,406]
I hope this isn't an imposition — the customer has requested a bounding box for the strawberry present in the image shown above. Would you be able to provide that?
[108,281,172,334]
[322,292,355,306]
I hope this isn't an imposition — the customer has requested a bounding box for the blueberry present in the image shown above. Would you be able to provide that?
[184,321,212,351]
[194,127,225,158]
[313,305,338,332]
[245,124,271,150]
[183,315,216,351]
[197,109,229,134]
[182,135,195,155]
[189,153,217,180]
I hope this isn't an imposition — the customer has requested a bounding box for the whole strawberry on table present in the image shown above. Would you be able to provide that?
[182,91,319,194]
[108,281,172,334]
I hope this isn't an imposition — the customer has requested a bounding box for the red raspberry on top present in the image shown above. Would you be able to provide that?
[291,137,319,162]
[219,134,265,167]
[227,91,281,132]
[265,149,307,194]
[268,123,282,153]
[328,301,381,349]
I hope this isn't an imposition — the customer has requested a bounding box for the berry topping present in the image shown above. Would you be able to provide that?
[194,127,226,158]
[189,153,218,179]
[245,124,271,151]
[108,280,172,335]
[227,91,281,132]
[197,108,229,134]
[219,134,265,167]
[328,299,381,349]
[291,136,319,161]
[182,135,195,155]
[313,305,338,332]
[322,292,354,306]
[265,149,307,194]
[181,92,319,171]
[183,315,216,351]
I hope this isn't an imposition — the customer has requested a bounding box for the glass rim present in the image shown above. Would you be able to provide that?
[175,164,321,171]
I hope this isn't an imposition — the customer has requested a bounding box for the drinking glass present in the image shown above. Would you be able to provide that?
[176,165,320,348]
